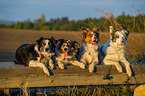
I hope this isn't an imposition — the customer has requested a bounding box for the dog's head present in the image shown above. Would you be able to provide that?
[67,40,80,56]
[109,26,129,46]
[82,27,100,45]
[61,40,72,53]
[57,40,80,57]
[71,41,80,51]
[36,37,56,52]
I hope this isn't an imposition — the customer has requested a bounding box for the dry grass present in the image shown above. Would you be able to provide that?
[1,85,137,96]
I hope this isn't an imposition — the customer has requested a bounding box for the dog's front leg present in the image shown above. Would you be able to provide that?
[56,60,65,69]
[71,61,86,69]
[103,59,123,73]
[49,59,55,69]
[80,53,87,65]
[88,52,98,73]
[29,60,50,76]
[89,60,98,73]
[121,58,132,77]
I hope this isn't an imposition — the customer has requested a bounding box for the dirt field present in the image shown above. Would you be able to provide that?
[0,28,145,62]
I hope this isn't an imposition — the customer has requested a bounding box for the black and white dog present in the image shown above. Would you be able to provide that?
[99,26,132,76]
[76,27,100,73]
[54,39,85,69]
[14,37,56,75]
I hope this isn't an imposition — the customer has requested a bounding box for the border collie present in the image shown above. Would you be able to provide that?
[76,27,100,73]
[99,26,132,76]
[14,37,56,75]
[54,39,85,69]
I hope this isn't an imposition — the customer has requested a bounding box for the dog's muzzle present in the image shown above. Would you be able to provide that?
[64,48,68,51]
[45,48,49,51]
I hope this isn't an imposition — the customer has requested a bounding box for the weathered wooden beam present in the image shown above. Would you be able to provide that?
[0,62,145,89]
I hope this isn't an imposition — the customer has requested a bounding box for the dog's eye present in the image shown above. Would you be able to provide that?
[89,34,92,37]
[66,44,70,47]
[115,35,119,38]
[48,42,51,46]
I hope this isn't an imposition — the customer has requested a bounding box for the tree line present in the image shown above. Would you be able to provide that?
[0,12,144,32]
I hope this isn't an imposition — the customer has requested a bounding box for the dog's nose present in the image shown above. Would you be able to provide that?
[64,48,68,51]
[45,48,49,51]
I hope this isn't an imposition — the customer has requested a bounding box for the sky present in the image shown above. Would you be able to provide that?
[0,0,145,22]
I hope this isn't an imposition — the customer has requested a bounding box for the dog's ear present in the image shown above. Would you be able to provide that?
[93,27,100,40]
[49,37,57,52]
[50,37,56,47]
[36,37,44,51]
[57,39,65,49]
[36,37,44,45]
[124,31,129,37]
[109,26,117,34]
[71,41,80,50]
[58,39,65,43]
[82,27,89,32]
[109,26,117,42]
[123,30,129,40]
[82,27,89,41]
[93,27,100,33]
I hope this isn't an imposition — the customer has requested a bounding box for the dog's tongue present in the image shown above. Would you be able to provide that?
[64,52,68,58]
[90,41,96,45]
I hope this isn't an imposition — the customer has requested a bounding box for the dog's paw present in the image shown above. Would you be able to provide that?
[89,65,95,73]
[79,63,86,69]
[127,70,132,77]
[50,64,55,69]
[58,63,66,69]
[118,69,123,73]
[43,67,50,76]
[44,71,50,76]
[127,73,132,77]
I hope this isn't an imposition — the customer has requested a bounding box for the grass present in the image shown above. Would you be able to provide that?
[0,84,139,96]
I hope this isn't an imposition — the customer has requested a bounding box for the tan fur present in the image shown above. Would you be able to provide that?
[76,27,100,73]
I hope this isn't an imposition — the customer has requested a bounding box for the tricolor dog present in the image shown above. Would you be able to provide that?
[76,27,100,73]
[14,37,56,76]
[54,39,85,69]
[99,26,132,76]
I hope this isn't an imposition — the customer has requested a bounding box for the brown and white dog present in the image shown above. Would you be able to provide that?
[99,26,132,76]
[76,27,100,73]
[14,37,56,75]
[54,39,85,69]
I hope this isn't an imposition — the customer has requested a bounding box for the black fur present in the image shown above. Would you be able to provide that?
[14,37,56,66]
[14,44,39,66]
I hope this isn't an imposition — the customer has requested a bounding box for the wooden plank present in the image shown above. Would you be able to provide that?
[0,62,145,88]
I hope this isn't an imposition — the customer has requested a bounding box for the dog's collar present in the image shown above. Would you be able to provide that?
[40,54,44,62]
